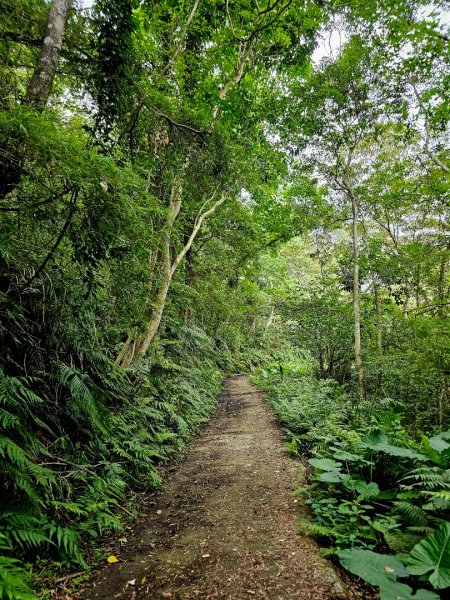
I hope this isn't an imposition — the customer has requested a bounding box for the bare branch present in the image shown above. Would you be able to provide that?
[170,191,227,277]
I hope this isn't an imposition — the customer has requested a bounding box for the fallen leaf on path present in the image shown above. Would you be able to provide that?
[127,579,136,586]
[107,555,119,563]
[202,553,210,558]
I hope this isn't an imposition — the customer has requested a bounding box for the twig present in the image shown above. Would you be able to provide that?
[55,571,85,584]
[41,457,97,476]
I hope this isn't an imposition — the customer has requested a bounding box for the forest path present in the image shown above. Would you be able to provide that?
[81,375,345,600]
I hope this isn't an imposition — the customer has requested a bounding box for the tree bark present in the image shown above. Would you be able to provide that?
[374,281,383,390]
[115,177,226,367]
[132,192,226,363]
[342,148,366,401]
[130,235,172,364]
[437,240,449,316]
[374,283,382,356]
[349,187,366,400]
[26,0,72,107]
[0,0,71,200]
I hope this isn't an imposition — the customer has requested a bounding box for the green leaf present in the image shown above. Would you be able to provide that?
[428,431,450,455]
[350,480,380,498]
[318,470,343,482]
[332,449,364,462]
[379,580,439,600]
[338,548,408,586]
[361,430,428,461]
[407,523,450,590]
[308,458,341,471]
[339,548,439,600]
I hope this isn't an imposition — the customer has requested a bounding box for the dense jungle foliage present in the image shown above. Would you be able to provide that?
[0,0,448,598]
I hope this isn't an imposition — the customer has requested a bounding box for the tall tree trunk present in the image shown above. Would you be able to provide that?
[183,237,195,324]
[130,235,172,364]
[415,265,421,309]
[437,240,449,316]
[350,191,366,400]
[115,179,226,367]
[374,284,382,356]
[0,0,71,200]
[26,0,72,107]
[374,282,383,390]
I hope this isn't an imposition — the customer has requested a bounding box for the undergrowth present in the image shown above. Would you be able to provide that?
[252,359,450,600]
[0,324,234,599]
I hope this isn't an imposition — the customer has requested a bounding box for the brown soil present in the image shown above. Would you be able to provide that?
[78,375,346,600]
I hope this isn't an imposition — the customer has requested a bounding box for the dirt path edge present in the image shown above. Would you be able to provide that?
[78,374,347,600]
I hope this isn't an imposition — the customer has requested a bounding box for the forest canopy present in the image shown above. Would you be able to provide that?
[0,0,448,598]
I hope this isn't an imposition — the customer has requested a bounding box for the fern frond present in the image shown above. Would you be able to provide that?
[0,557,36,600]
[384,530,421,553]
[393,501,429,526]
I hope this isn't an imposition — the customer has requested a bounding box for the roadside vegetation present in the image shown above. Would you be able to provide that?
[0,0,448,598]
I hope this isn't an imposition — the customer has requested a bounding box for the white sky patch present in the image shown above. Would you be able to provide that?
[312,27,347,65]
[418,5,450,25]
[311,4,449,65]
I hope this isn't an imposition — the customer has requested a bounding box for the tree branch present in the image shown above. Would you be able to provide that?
[20,189,78,290]
[170,191,227,277]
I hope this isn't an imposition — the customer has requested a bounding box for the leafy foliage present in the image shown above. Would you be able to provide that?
[253,364,450,596]
[0,0,448,597]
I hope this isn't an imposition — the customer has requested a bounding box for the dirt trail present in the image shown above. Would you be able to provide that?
[81,375,345,600]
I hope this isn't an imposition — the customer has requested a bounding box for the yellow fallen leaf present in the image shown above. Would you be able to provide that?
[156,509,162,514]
[107,555,119,563]
[202,553,210,558]
[127,579,136,586]
[141,577,146,585]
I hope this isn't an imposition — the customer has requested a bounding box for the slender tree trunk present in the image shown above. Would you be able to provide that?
[114,331,134,366]
[374,284,382,356]
[26,0,72,107]
[437,240,449,316]
[183,238,195,324]
[265,306,275,329]
[437,378,446,428]
[131,236,172,363]
[115,178,226,367]
[403,277,410,315]
[350,191,366,400]
[132,192,226,362]
[0,0,71,200]
[374,282,382,390]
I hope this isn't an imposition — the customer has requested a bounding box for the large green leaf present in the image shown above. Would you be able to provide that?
[407,523,450,590]
[361,430,428,461]
[349,480,380,498]
[428,431,450,456]
[339,549,439,600]
[308,457,341,471]
[318,470,343,483]
[338,548,408,586]
[379,580,439,600]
